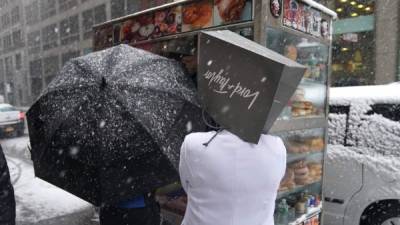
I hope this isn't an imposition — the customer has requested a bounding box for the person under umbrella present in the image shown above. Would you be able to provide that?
[0,144,16,225]
[27,44,204,225]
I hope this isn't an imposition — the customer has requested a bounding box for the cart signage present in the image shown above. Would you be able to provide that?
[282,0,330,40]
[94,0,253,51]
[270,0,282,18]
[198,30,305,143]
[202,69,260,110]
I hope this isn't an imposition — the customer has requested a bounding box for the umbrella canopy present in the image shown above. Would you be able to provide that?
[27,44,204,206]
[198,30,306,143]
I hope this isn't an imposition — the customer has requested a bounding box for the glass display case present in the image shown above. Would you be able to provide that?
[92,1,336,224]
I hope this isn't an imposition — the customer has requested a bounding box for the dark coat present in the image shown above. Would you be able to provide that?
[0,145,16,225]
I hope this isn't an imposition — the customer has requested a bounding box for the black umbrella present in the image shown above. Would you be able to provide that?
[27,44,204,206]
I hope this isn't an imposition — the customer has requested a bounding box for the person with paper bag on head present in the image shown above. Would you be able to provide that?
[178,30,306,225]
[179,129,287,225]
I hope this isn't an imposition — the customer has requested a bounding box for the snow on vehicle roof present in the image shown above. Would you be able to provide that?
[0,103,14,108]
[330,83,400,106]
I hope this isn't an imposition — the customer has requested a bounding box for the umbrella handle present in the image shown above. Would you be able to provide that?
[203,129,224,147]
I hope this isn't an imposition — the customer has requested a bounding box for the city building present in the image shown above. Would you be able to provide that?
[0,0,174,106]
[324,0,400,86]
[2,0,398,106]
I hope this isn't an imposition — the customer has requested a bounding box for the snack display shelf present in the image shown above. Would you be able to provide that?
[269,116,326,133]
[287,152,323,164]
[277,181,321,200]
[288,205,322,225]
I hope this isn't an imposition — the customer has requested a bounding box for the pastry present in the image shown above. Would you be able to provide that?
[279,168,296,191]
[295,176,311,185]
[292,107,313,117]
[308,138,324,152]
[287,142,302,153]
[308,162,322,171]
[183,2,212,28]
[290,161,311,185]
[292,101,313,109]
[291,88,305,102]
[284,44,298,61]
[308,162,322,181]
[288,140,311,154]
[215,0,246,22]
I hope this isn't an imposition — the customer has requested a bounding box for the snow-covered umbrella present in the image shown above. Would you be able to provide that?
[26,44,204,206]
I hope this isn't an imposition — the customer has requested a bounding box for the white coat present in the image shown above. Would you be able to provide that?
[179,130,287,225]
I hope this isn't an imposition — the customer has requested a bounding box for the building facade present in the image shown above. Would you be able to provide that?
[0,0,174,106]
[3,0,398,106]
[324,0,400,86]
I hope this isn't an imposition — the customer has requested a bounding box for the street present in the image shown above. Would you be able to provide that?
[1,134,98,225]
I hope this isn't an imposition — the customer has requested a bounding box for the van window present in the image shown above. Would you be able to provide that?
[329,105,350,115]
[0,106,16,112]
[366,104,400,122]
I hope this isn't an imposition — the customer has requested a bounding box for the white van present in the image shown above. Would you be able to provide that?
[323,83,400,225]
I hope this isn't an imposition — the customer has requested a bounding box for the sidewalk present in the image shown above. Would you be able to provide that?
[2,137,96,225]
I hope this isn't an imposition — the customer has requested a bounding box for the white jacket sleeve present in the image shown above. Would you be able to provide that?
[179,137,191,192]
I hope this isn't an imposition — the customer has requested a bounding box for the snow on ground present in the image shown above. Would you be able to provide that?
[1,137,94,224]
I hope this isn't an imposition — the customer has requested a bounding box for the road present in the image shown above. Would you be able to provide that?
[1,135,99,225]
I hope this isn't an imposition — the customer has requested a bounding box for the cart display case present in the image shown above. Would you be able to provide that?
[93,1,336,224]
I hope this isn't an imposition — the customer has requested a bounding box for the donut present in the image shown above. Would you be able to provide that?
[183,2,212,28]
[294,167,309,176]
[215,0,246,22]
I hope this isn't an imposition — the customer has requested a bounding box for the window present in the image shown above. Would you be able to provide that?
[61,51,80,65]
[12,30,24,48]
[1,13,11,29]
[111,0,125,19]
[0,0,8,8]
[94,4,106,24]
[58,0,78,12]
[11,6,20,25]
[15,54,22,70]
[367,104,400,122]
[3,34,12,50]
[28,31,41,54]
[29,59,43,97]
[42,23,58,50]
[60,15,79,45]
[0,106,17,112]
[25,1,40,25]
[40,0,57,20]
[29,59,42,78]
[43,55,59,85]
[82,9,94,40]
[0,59,4,83]
[82,4,106,40]
[4,56,13,78]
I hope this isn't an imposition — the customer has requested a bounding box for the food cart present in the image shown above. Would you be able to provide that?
[93,1,336,224]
